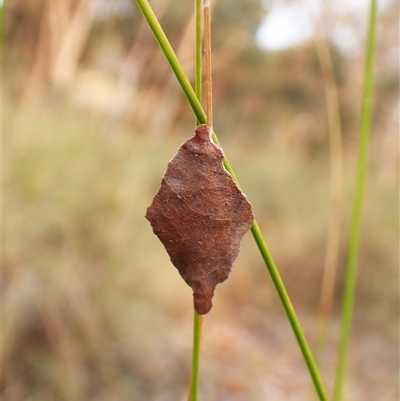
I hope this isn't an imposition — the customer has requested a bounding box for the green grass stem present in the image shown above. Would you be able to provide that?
[332,1,377,400]
[135,1,329,400]
[250,221,329,401]
[188,2,203,400]
[189,312,202,401]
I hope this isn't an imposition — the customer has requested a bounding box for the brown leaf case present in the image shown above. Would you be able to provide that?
[146,124,254,314]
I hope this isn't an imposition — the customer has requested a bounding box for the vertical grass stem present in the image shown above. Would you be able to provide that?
[189,312,203,401]
[188,2,204,400]
[333,1,377,400]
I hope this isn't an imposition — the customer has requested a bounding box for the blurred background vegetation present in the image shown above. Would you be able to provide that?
[3,0,399,400]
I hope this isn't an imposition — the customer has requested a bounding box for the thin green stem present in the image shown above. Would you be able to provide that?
[135,1,329,400]
[188,2,203,400]
[333,1,377,400]
[250,221,328,401]
[189,313,202,401]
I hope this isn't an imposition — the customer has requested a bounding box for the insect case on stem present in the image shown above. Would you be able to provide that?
[146,124,254,314]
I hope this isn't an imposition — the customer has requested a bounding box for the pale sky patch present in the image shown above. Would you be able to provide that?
[255,0,391,53]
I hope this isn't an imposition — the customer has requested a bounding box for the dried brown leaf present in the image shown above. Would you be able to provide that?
[146,124,254,314]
